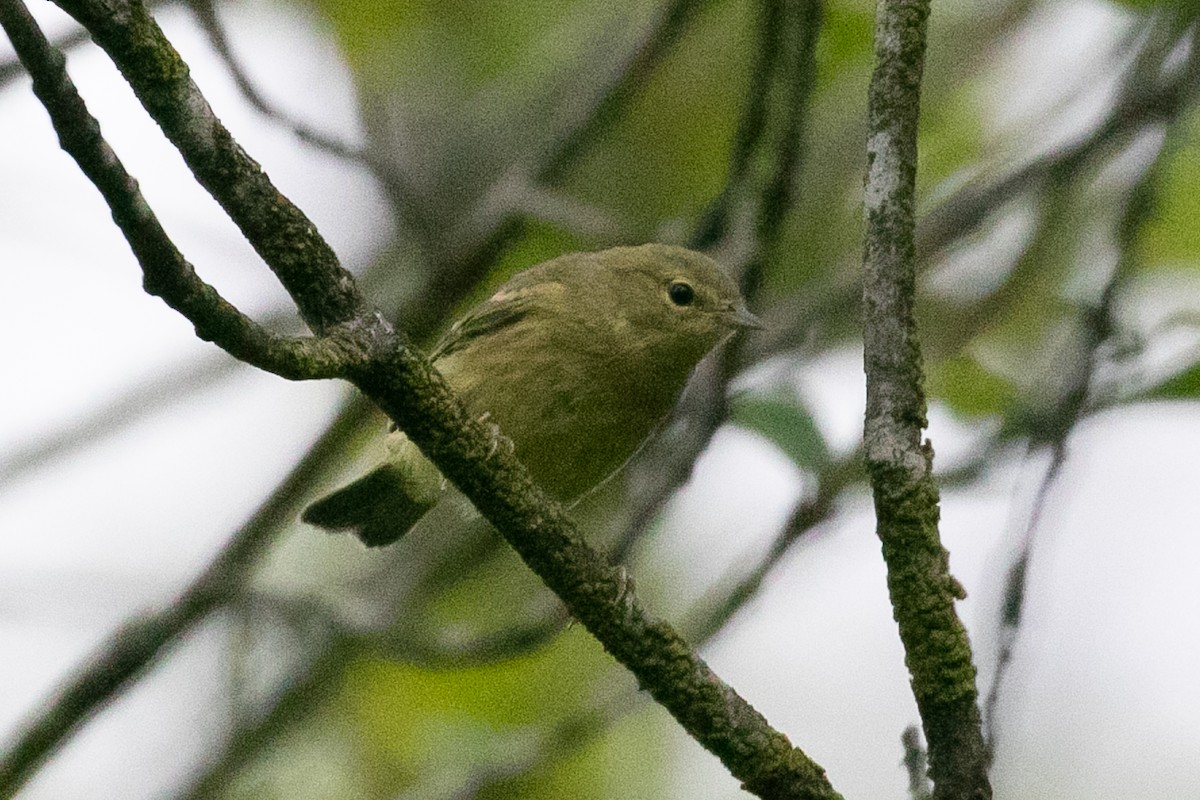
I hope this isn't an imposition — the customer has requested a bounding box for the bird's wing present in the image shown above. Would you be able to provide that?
[430,284,538,361]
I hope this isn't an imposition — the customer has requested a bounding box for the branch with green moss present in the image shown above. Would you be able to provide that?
[861,2,992,799]
[0,1,841,797]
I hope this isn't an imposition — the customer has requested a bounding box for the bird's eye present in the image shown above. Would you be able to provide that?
[667,281,695,307]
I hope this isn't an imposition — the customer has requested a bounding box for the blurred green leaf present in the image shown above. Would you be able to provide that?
[917,88,983,199]
[817,2,873,80]
[928,354,1017,417]
[565,0,756,229]
[1142,108,1200,269]
[729,391,829,471]
[310,0,590,87]
[1146,360,1200,398]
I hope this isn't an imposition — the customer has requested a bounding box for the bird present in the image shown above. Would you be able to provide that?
[302,243,760,547]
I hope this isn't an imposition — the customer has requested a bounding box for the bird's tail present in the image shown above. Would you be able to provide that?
[302,439,444,547]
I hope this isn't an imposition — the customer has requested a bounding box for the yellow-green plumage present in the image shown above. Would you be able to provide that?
[303,243,759,547]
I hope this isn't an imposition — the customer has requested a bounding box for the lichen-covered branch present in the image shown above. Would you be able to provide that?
[2,2,841,797]
[861,2,991,799]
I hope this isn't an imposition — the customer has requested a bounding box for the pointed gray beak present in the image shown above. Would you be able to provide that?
[731,305,765,330]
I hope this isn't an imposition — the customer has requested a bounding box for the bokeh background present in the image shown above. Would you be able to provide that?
[2,0,1199,798]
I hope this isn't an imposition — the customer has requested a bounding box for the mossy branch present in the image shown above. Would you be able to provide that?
[0,1,840,797]
[861,2,992,799]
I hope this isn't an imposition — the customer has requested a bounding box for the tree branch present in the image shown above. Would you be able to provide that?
[916,9,1200,260]
[347,344,840,800]
[861,2,991,799]
[981,17,1198,755]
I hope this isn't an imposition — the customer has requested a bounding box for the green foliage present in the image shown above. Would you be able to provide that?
[564,0,756,228]
[1148,361,1200,398]
[311,0,586,89]
[816,1,873,77]
[729,391,830,471]
[1107,0,1200,12]
[927,354,1017,417]
[1142,109,1200,269]
[917,88,983,199]
[341,629,657,798]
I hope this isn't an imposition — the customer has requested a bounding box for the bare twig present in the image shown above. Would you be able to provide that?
[0,352,240,488]
[0,0,346,379]
[901,726,932,800]
[175,634,352,800]
[55,0,367,332]
[685,450,859,640]
[917,10,1200,260]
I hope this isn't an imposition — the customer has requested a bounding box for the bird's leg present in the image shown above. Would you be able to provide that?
[613,565,637,615]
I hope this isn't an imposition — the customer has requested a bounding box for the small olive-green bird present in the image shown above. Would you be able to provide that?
[303,243,760,547]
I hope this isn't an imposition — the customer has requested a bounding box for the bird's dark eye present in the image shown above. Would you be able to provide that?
[668,281,695,307]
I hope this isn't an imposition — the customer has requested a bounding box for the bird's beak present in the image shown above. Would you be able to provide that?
[730,305,765,330]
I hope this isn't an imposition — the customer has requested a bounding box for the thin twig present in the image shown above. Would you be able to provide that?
[901,726,932,800]
[685,450,859,640]
[55,0,366,332]
[916,11,1200,260]
[174,634,352,800]
[0,0,345,379]
[0,352,240,488]
[691,0,791,250]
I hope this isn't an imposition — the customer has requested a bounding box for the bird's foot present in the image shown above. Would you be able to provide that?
[478,412,515,460]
